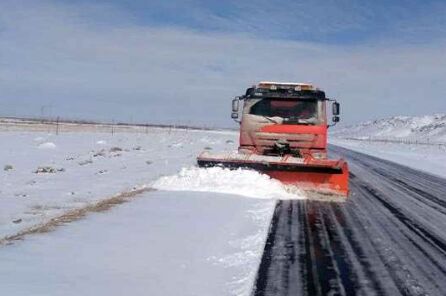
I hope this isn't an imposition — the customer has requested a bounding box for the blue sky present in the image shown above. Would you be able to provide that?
[0,0,445,126]
[61,0,446,44]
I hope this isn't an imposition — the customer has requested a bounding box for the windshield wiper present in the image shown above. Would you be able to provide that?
[262,116,280,124]
[282,117,317,125]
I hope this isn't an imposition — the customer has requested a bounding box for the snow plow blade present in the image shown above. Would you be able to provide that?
[197,151,349,198]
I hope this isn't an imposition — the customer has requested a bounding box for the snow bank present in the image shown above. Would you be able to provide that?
[152,166,305,200]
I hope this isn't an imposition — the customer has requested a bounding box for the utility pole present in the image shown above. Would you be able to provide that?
[40,105,46,122]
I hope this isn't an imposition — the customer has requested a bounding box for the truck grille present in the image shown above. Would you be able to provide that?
[254,132,317,149]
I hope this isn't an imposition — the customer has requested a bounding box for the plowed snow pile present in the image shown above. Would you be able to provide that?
[152,166,305,200]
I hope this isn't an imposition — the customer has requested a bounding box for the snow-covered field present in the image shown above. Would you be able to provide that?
[0,121,301,296]
[0,191,276,296]
[332,114,446,143]
[3,117,445,295]
[331,138,446,178]
[331,114,446,178]
[0,126,235,238]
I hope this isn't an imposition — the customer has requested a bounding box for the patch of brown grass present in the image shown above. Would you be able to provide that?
[0,187,154,246]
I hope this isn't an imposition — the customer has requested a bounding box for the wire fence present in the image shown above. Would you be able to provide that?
[0,116,236,134]
[338,136,446,147]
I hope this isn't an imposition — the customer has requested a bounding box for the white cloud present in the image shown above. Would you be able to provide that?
[0,1,445,126]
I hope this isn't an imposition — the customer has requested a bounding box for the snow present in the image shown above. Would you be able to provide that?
[152,166,305,200]
[332,114,446,143]
[0,191,276,296]
[37,142,57,149]
[330,114,446,178]
[0,125,238,239]
[330,139,446,178]
[0,121,281,296]
[2,117,445,295]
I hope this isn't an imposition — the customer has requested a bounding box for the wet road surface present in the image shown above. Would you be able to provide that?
[253,145,446,296]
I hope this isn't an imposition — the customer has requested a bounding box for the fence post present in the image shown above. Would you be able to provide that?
[56,116,60,135]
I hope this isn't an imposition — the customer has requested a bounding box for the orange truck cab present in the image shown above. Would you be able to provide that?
[233,81,339,159]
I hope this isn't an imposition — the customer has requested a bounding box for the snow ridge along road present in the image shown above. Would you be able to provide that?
[253,145,446,296]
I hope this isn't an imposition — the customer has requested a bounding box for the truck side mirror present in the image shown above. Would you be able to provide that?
[231,97,241,121]
[332,102,340,115]
[332,116,340,123]
[232,97,240,112]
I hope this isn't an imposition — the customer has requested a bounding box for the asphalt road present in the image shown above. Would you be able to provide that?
[253,145,446,296]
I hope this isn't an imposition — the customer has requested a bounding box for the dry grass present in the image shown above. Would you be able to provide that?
[0,187,154,246]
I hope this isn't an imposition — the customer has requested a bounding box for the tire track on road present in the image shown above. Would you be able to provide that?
[253,146,446,296]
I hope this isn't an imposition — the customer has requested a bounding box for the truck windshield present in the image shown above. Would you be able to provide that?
[249,99,318,120]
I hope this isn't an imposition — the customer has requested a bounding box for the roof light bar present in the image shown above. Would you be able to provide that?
[257,81,315,91]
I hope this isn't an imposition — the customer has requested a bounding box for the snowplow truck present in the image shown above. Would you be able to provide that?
[197,81,349,198]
